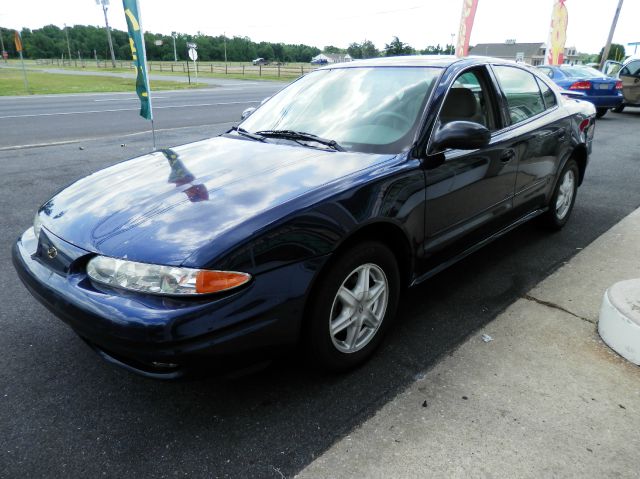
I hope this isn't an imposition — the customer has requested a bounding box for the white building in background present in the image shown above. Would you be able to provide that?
[470,41,580,66]
[311,53,353,64]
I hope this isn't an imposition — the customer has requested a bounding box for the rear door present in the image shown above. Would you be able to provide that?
[619,60,640,104]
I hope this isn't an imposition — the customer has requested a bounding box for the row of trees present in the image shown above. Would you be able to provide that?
[328,37,455,59]
[0,24,322,63]
[0,25,457,63]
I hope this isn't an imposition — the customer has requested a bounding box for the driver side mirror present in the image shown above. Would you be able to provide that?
[431,121,491,152]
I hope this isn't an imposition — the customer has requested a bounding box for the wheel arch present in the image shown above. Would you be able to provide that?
[571,143,588,186]
[299,220,414,339]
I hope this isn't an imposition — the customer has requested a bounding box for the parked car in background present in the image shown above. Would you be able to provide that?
[603,57,640,113]
[537,65,623,118]
[310,57,328,65]
[252,57,268,66]
[14,57,596,379]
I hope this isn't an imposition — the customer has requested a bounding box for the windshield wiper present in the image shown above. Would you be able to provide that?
[228,126,266,142]
[255,130,344,151]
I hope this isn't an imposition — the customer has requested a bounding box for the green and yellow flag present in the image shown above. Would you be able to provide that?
[122,0,153,120]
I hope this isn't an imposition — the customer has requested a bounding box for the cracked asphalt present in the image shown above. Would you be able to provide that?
[1,93,639,478]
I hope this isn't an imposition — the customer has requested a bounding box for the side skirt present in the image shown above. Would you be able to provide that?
[410,208,547,287]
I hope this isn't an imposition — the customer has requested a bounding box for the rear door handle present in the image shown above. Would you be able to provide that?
[500,150,516,163]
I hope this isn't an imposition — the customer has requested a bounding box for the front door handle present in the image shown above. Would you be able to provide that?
[500,150,516,163]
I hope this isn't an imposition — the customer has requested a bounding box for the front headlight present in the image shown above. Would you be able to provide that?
[33,213,42,239]
[86,256,251,296]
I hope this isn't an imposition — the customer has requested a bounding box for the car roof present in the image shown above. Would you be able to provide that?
[315,55,508,69]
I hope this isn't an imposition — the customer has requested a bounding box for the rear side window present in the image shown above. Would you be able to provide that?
[493,65,545,124]
[536,77,557,110]
[621,61,640,77]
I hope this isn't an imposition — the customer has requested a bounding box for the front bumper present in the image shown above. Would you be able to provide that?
[13,227,328,378]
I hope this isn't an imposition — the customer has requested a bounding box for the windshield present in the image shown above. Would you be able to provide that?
[240,67,441,154]
[561,66,607,79]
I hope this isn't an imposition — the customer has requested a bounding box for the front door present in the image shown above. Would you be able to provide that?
[422,67,518,268]
[619,60,640,104]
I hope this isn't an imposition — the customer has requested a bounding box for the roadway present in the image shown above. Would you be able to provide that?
[1,84,640,478]
[0,81,284,149]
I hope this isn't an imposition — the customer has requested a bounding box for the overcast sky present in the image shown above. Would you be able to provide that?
[2,0,639,55]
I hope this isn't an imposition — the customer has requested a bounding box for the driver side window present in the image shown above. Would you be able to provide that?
[438,69,496,131]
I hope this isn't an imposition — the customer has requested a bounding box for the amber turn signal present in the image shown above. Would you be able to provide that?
[196,270,251,294]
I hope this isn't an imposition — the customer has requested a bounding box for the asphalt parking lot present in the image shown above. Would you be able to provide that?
[1,90,639,478]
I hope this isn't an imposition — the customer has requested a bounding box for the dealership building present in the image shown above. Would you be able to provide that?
[470,41,579,65]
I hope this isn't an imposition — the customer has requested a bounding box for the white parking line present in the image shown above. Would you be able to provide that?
[0,100,261,119]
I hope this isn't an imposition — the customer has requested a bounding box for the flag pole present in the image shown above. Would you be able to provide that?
[18,50,29,93]
[151,119,157,150]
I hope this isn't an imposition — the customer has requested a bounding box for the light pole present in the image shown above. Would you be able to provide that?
[171,31,177,62]
[450,33,455,55]
[223,32,227,65]
[64,23,72,65]
[95,0,116,68]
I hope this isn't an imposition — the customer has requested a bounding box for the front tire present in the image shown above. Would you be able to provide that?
[541,159,579,230]
[596,107,609,118]
[612,104,625,113]
[304,241,400,372]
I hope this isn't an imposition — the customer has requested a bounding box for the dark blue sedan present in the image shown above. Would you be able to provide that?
[14,56,596,378]
[537,65,623,118]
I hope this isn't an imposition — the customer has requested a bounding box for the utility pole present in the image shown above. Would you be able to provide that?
[64,23,72,66]
[171,31,178,62]
[600,0,624,70]
[224,32,227,65]
[96,0,116,68]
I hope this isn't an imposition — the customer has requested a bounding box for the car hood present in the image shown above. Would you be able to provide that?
[39,136,394,266]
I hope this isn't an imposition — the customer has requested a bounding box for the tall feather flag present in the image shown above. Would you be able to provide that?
[456,0,479,57]
[545,0,569,65]
[122,0,154,139]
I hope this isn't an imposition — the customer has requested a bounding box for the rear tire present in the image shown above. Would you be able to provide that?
[612,104,625,113]
[541,159,579,231]
[596,108,609,118]
[304,241,400,372]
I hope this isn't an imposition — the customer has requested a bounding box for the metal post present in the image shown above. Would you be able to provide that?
[171,32,177,62]
[600,0,624,70]
[97,0,117,68]
[224,32,227,65]
[64,24,72,65]
[18,49,29,93]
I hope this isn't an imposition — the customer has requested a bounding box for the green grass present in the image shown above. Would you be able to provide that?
[0,69,208,95]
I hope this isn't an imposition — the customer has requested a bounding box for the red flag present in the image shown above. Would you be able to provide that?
[456,0,479,57]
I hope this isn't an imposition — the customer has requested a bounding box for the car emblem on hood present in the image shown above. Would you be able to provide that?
[47,246,58,259]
